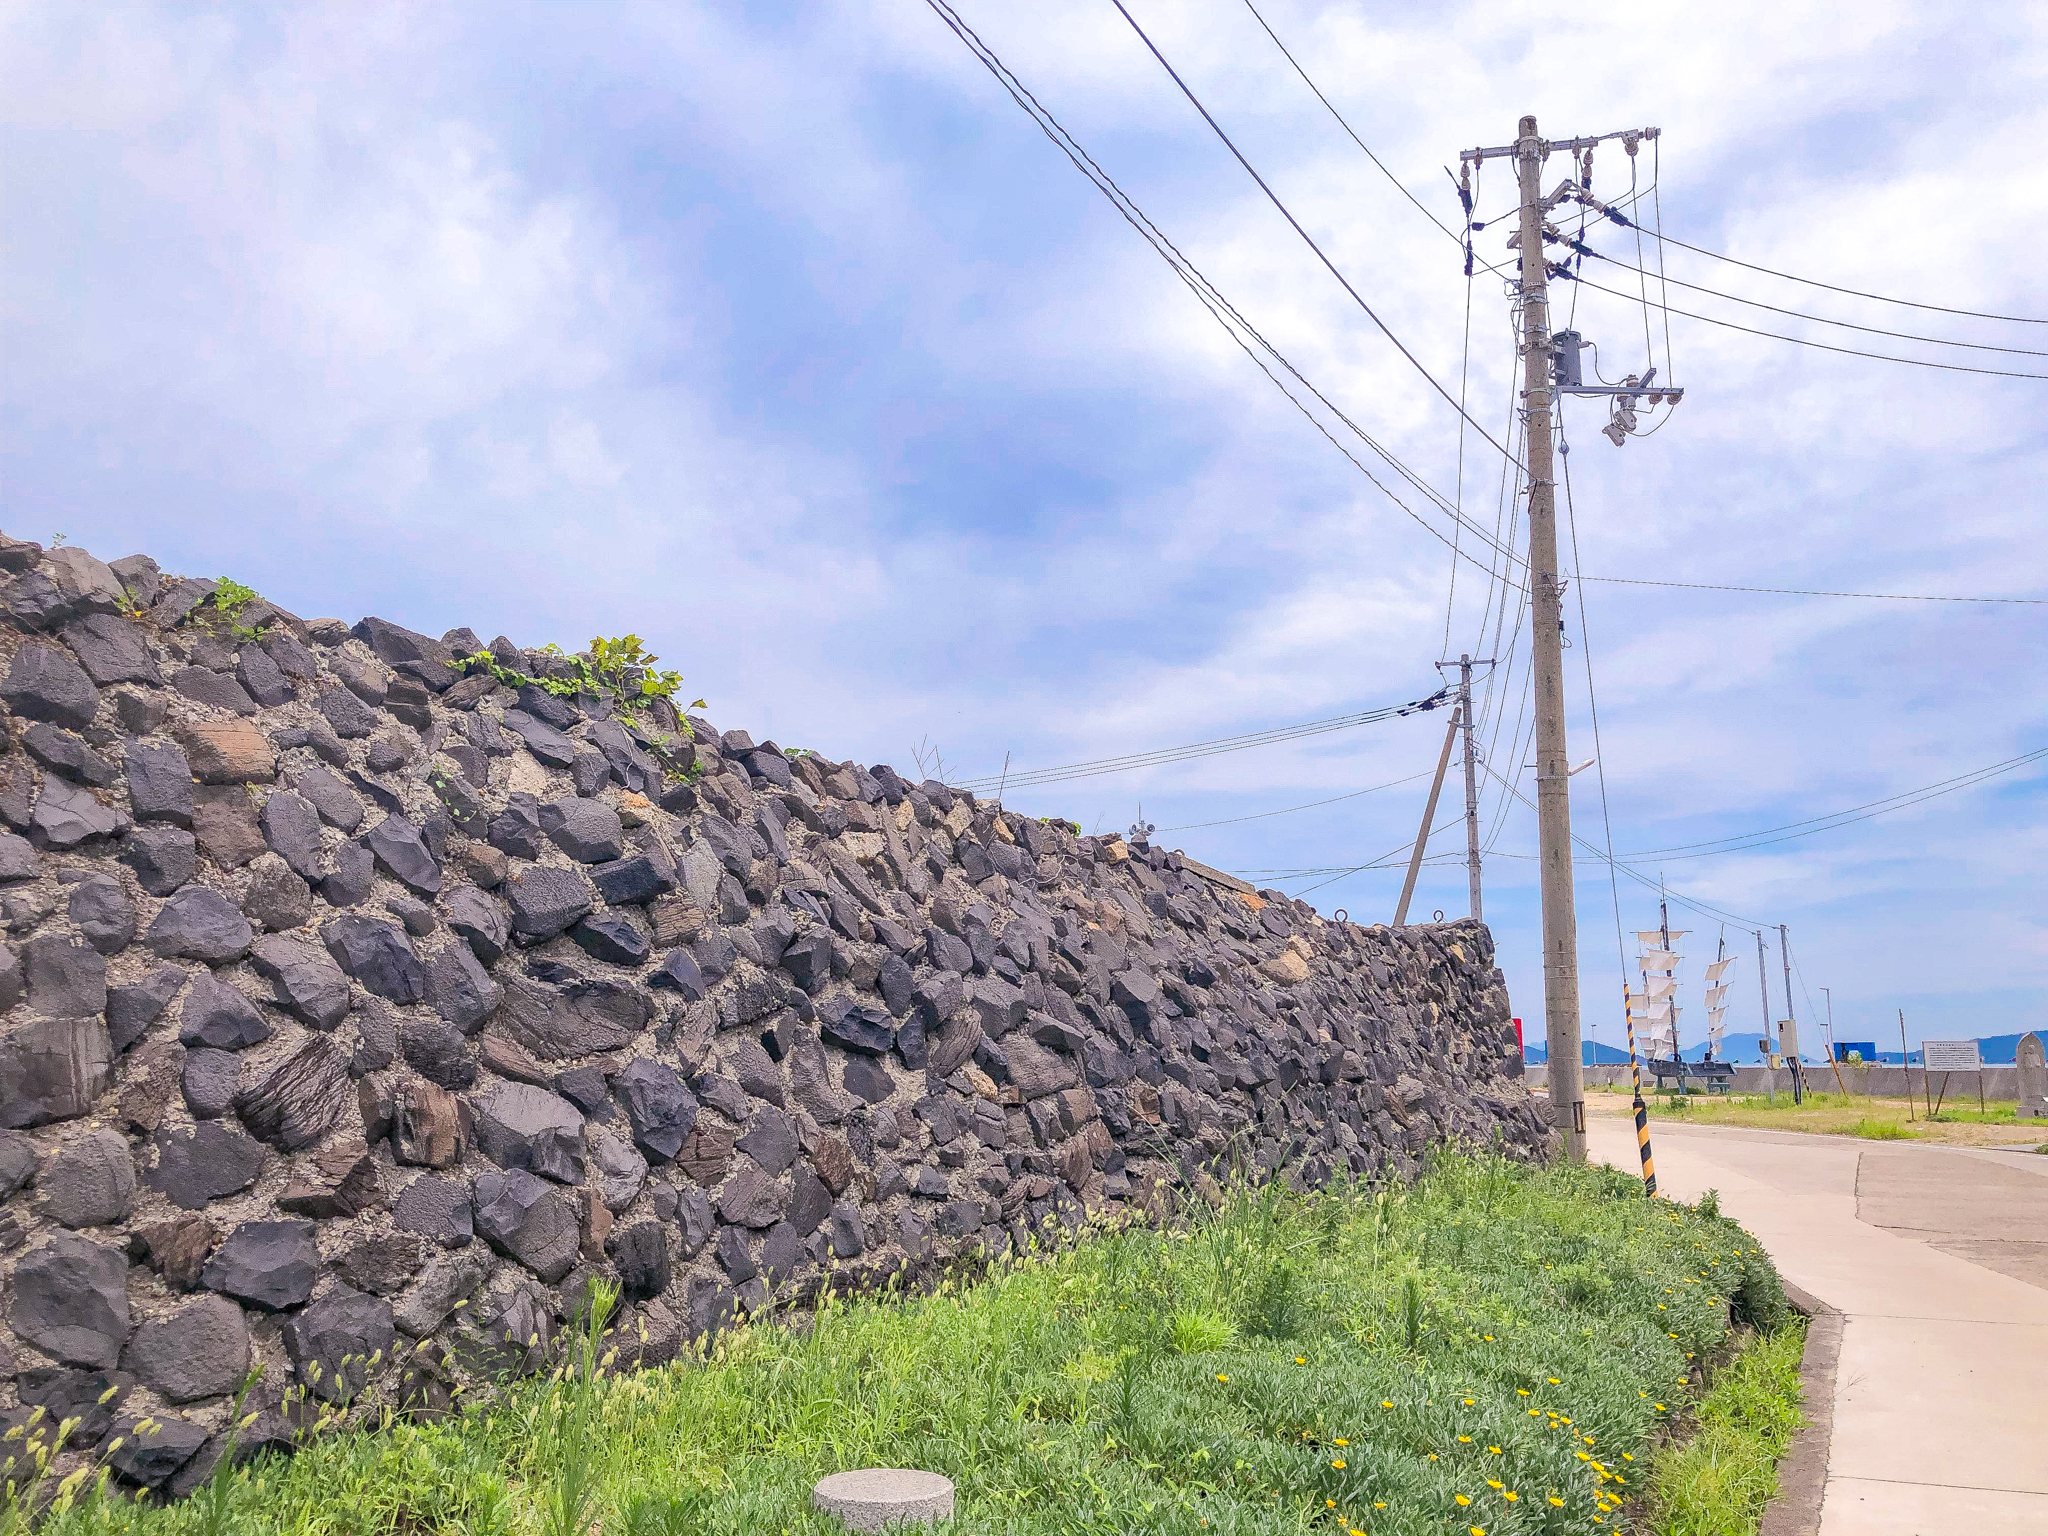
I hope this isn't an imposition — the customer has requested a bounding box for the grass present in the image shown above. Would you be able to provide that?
[1598,1089,2043,1149]
[11,1150,1800,1536]
[1638,1322,1807,1536]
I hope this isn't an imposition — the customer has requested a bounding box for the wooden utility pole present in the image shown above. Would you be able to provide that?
[1394,710,1462,927]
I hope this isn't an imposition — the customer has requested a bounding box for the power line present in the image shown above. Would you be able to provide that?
[1616,745,2048,860]
[1581,246,2048,359]
[1568,271,2048,379]
[952,687,1451,792]
[1573,576,2048,606]
[1156,768,1433,832]
[919,0,1526,578]
[1650,228,2048,327]
[1108,0,1527,470]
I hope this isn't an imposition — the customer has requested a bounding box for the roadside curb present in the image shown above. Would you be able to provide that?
[1761,1279,1841,1536]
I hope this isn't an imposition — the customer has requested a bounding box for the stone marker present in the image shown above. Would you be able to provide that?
[2018,1032,2047,1120]
[812,1468,954,1532]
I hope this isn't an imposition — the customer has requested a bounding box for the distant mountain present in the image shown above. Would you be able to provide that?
[1519,1028,2045,1067]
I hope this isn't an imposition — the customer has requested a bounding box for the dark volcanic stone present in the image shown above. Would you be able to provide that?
[426,941,502,1031]
[260,789,325,880]
[294,766,364,832]
[61,613,161,686]
[473,1169,578,1281]
[609,1221,670,1301]
[235,1036,351,1149]
[68,874,137,954]
[32,775,126,847]
[316,685,380,739]
[352,617,457,685]
[649,947,706,1000]
[780,931,833,994]
[147,1122,266,1209]
[25,934,108,1019]
[107,965,187,1052]
[500,710,576,768]
[590,852,674,906]
[470,1082,583,1171]
[202,1219,319,1310]
[393,1175,475,1247]
[444,885,510,963]
[171,666,257,714]
[8,1231,130,1367]
[818,995,896,1056]
[716,1161,788,1229]
[122,825,198,896]
[540,798,624,863]
[24,723,116,785]
[320,839,376,907]
[182,1047,242,1118]
[249,935,351,1028]
[491,976,644,1062]
[146,886,253,963]
[285,1286,395,1401]
[615,1057,698,1163]
[177,973,272,1050]
[122,1295,248,1402]
[322,914,426,1003]
[570,914,650,966]
[36,1128,136,1228]
[487,792,544,859]
[3,643,100,730]
[735,1107,798,1175]
[105,1415,208,1489]
[365,814,441,896]
[506,865,594,943]
[0,832,38,883]
[237,644,295,707]
[399,1017,475,1089]
[0,1015,114,1127]
[842,1054,896,1104]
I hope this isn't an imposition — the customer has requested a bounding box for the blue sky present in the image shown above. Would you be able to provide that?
[5,1,2044,1053]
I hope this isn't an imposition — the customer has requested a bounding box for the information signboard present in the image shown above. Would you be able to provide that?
[1922,1039,1983,1072]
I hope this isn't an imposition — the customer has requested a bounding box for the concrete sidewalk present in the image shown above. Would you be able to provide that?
[1584,1113,2048,1535]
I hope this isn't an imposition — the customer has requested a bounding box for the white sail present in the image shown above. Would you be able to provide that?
[1704,958,1735,983]
[1645,976,1677,1000]
[1704,985,1730,1008]
[1639,949,1682,971]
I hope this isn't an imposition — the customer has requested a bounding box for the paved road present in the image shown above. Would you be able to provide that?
[1584,1113,2048,1535]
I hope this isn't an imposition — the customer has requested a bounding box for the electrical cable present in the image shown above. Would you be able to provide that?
[951,687,1451,792]
[1578,247,2048,358]
[1561,436,1633,1002]
[1616,745,2048,860]
[1109,0,1528,471]
[1566,271,2048,379]
[1649,229,2048,326]
[1572,576,2048,606]
[1156,768,1434,833]
[921,0,1528,578]
[1284,815,1465,900]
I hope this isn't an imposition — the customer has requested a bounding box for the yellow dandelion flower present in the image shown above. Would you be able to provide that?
[1458,1434,1472,1443]
[1621,1452,1634,1462]
[1375,1501,1387,1510]
[1381,1399,1394,1409]
[1488,1445,1502,1455]
[1331,1459,1346,1469]
[1504,1491,1518,1502]
[1456,1493,1472,1506]
[1549,1495,1566,1507]
[1334,1439,1349,1447]
[1429,1453,1440,1461]
[1471,1526,1487,1536]
[1486,1478,1503,1491]
[1296,1356,1308,1365]
[1462,1397,1475,1406]
[1216,1374,1229,1383]
[1483,1335,1495,1342]
[1547,1377,1560,1384]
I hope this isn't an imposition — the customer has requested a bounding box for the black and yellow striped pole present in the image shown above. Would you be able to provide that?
[1624,983,1657,1196]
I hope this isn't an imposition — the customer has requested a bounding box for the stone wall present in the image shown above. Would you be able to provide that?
[0,534,1543,1496]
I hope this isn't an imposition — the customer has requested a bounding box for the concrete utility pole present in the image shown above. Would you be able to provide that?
[1780,924,1804,1103]
[1516,115,1584,1158]
[1755,928,1776,1103]
[1461,115,1664,1160]
[1432,652,1494,923]
[1394,709,1462,927]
